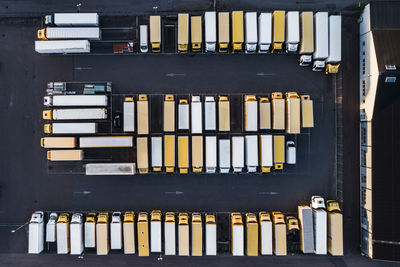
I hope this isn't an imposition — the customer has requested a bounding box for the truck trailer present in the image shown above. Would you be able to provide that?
[297,206,315,253]
[192,136,203,173]
[259,135,273,173]
[177,13,189,53]
[38,27,100,40]
[45,13,99,26]
[150,16,161,52]
[47,150,83,161]
[204,96,216,130]
[286,11,300,53]
[219,139,231,173]
[178,98,189,130]
[28,211,45,254]
[178,136,189,174]
[137,137,149,174]
[313,12,329,71]
[301,95,314,128]
[259,212,273,255]
[96,213,109,255]
[43,95,108,107]
[272,212,287,256]
[206,136,217,173]
[178,213,190,256]
[137,212,149,256]
[191,16,202,51]
[164,212,176,255]
[110,212,122,250]
[44,123,97,134]
[272,11,285,53]
[245,12,258,53]
[150,210,162,253]
[41,137,76,148]
[43,108,107,120]
[85,163,136,175]
[232,136,244,173]
[35,40,90,54]
[232,11,244,52]
[57,213,70,254]
[192,213,203,256]
[205,12,217,52]
[191,96,202,134]
[231,213,244,256]
[84,213,96,248]
[285,92,301,134]
[123,97,135,132]
[325,15,342,74]
[245,135,258,173]
[299,12,314,66]
[218,12,230,52]
[205,214,217,256]
[258,13,272,53]
[79,136,133,148]
[272,92,285,130]
[70,213,84,255]
[123,211,135,254]
[259,97,271,129]
[151,137,162,172]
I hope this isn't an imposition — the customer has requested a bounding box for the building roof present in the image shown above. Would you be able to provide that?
[372,29,400,72]
[370,1,400,29]
[371,72,400,261]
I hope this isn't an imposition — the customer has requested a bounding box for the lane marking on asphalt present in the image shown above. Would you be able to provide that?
[164,191,184,195]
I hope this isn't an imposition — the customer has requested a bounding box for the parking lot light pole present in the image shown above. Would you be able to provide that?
[10,222,28,233]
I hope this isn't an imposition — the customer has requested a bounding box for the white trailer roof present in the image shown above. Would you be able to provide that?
[205,12,217,43]
[151,137,162,168]
[52,123,97,134]
[260,220,273,255]
[85,163,136,175]
[232,136,244,172]
[70,223,84,255]
[84,221,96,248]
[51,95,108,106]
[110,222,122,250]
[191,96,202,134]
[206,136,217,173]
[258,13,272,45]
[205,223,217,255]
[35,40,90,53]
[54,13,99,26]
[245,135,258,172]
[164,221,176,255]
[326,15,342,63]
[286,11,300,43]
[52,108,107,120]
[79,136,133,148]
[151,221,162,252]
[313,12,329,60]
[232,224,244,256]
[45,27,100,39]
[260,135,273,168]
[123,102,135,132]
[245,12,258,43]
[204,96,216,130]
[219,139,231,173]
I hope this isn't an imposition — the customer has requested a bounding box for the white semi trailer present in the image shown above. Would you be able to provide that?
[45,13,99,26]
[28,211,45,254]
[35,40,90,54]
[43,95,108,107]
[312,12,329,71]
[43,108,107,120]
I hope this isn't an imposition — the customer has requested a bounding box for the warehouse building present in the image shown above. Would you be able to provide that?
[359,1,400,261]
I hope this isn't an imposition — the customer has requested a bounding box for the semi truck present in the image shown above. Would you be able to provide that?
[218,96,230,131]
[206,136,217,173]
[35,40,90,54]
[84,213,96,248]
[205,11,217,52]
[28,211,44,254]
[301,95,314,128]
[297,206,315,253]
[178,136,189,174]
[204,96,216,130]
[311,196,327,254]
[41,137,76,148]
[313,12,329,71]
[205,214,217,256]
[218,12,230,52]
[177,13,189,53]
[272,11,285,53]
[232,136,244,173]
[70,213,84,255]
[150,210,162,253]
[273,135,285,170]
[37,27,100,40]
[150,16,161,52]
[164,95,175,132]
[80,136,133,148]
[272,212,287,256]
[164,212,176,255]
[164,135,175,173]
[231,212,244,256]
[259,135,273,173]
[45,13,99,26]
[327,200,343,256]
[219,139,231,173]
[192,213,203,256]
[178,98,189,130]
[244,95,258,131]
[137,137,149,174]
[123,211,135,254]
[286,11,300,53]
[299,12,314,66]
[46,212,57,243]
[178,213,190,256]
[245,135,258,173]
[43,95,108,107]
[123,97,135,132]
[137,212,149,256]
[232,11,244,52]
[151,137,162,172]
[259,97,271,129]
[57,213,70,254]
[43,108,107,120]
[140,25,148,53]
[245,12,258,53]
[191,96,202,133]
[259,212,273,255]
[110,212,122,250]
[47,150,83,161]
[285,92,301,134]
[258,13,272,53]
[191,16,202,51]
[325,15,342,74]
[245,213,258,256]
[271,92,285,130]
[85,163,136,175]
[192,136,203,172]
[96,212,109,255]
[44,122,97,134]
[137,94,149,134]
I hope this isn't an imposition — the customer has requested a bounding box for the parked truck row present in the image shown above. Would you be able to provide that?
[28,198,342,256]
[34,12,341,73]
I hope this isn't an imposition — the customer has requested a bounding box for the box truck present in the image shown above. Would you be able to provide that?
[259,212,273,255]
[259,97,271,129]
[37,27,100,40]
[313,12,329,71]
[178,213,190,256]
[231,212,244,256]
[218,12,230,52]
[164,94,175,132]
[192,213,203,256]
[45,13,99,26]
[205,214,217,256]
[245,135,258,173]
[123,211,135,254]
[244,95,258,131]
[301,95,314,128]
[206,136,217,173]
[150,16,161,52]
[46,212,57,243]
[85,163,136,175]
[272,92,285,130]
[272,212,286,256]
[35,40,90,54]
[79,136,133,148]
[218,96,230,131]
[258,13,272,53]
[43,108,107,120]
[259,135,273,173]
[311,196,327,254]
[164,135,175,173]
[273,135,285,170]
[57,213,70,254]
[96,213,109,255]
[164,212,176,255]
[325,15,342,74]
[41,137,76,148]
[192,136,203,173]
[285,92,301,134]
[44,123,97,134]
[327,200,343,256]
[151,137,162,172]
[178,98,189,130]
[137,137,149,174]
[140,25,148,53]
[285,11,300,53]
[70,213,84,255]
[137,94,149,135]
[137,212,149,256]
[151,210,162,253]
[191,16,202,51]
[205,12,217,52]
[297,206,314,253]
[28,211,44,254]
[245,213,258,256]
[110,212,122,250]
[205,96,216,130]
[245,12,257,53]
[272,11,285,53]
[43,95,108,107]
[178,136,189,174]
[219,139,231,173]
[47,149,83,161]
[178,13,189,53]
[299,12,314,66]
[232,11,244,52]
[191,96,202,134]
[232,136,244,173]
[84,213,96,248]
[123,97,135,132]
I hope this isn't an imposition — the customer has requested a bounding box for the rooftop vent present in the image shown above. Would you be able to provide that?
[385,77,396,83]
[385,65,397,71]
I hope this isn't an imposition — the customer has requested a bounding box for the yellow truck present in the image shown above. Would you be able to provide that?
[245,213,258,256]
[272,92,285,130]
[137,137,149,174]
[164,135,175,173]
[272,212,287,256]
[273,136,285,170]
[191,16,202,51]
[191,136,203,172]
[192,213,203,256]
[285,92,301,134]
[164,95,175,132]
[301,95,314,128]
[218,96,230,131]
[123,211,135,254]
[178,136,189,174]
[47,150,83,161]
[218,12,230,52]
[137,94,149,134]
[96,213,109,255]
[178,213,189,256]
[178,13,189,53]
[41,137,76,148]
[259,97,271,130]
[272,11,285,52]
[137,212,149,256]
[150,16,161,52]
[327,200,343,256]
[232,11,244,52]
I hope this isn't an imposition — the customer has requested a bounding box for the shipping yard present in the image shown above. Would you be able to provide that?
[1,0,400,266]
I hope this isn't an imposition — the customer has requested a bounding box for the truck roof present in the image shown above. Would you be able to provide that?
[205,12,217,42]
[245,12,258,43]
[286,11,300,43]
[258,13,272,44]
[299,12,314,54]
[273,11,285,43]
[313,12,329,60]
[326,15,342,63]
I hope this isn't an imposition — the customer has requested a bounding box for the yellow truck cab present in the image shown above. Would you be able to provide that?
[37,28,47,40]
[326,200,341,213]
[286,216,299,231]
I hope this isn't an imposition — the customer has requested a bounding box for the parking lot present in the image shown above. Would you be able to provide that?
[0,7,391,267]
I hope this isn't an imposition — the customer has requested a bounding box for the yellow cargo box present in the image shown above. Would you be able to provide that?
[259,97,271,130]
[164,94,175,132]
[272,212,286,256]
[164,135,175,173]
[272,11,285,52]
[137,212,149,256]
[272,92,285,130]
[273,136,284,169]
[41,137,76,148]
[178,13,189,53]
[327,212,343,256]
[192,213,203,256]
[123,211,135,254]
[191,16,202,51]
[150,16,161,52]
[232,11,244,52]
[301,95,314,128]
[178,213,189,256]
[218,96,230,131]
[137,137,149,174]
[285,92,301,134]
[96,212,109,255]
[218,12,230,52]
[191,136,203,172]
[299,12,314,54]
[137,94,149,134]
[178,136,189,174]
[47,149,83,161]
[246,213,258,256]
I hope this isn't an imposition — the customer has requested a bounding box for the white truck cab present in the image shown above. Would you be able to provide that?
[311,196,326,209]
[46,212,58,242]
[286,141,296,164]
[140,25,148,53]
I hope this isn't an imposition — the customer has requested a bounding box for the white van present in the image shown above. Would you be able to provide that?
[140,25,148,53]
[286,141,296,164]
